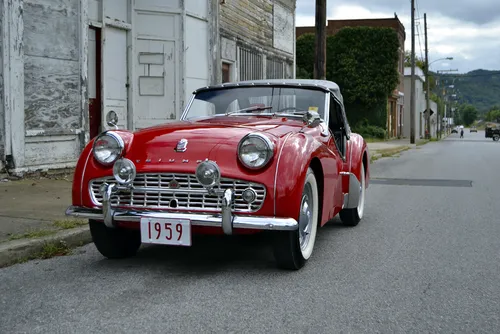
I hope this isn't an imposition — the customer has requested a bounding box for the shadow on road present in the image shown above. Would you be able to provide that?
[83,219,351,273]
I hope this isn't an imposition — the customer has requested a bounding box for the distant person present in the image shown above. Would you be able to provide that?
[460,129,464,138]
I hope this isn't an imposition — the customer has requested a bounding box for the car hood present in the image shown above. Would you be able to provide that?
[123,118,304,165]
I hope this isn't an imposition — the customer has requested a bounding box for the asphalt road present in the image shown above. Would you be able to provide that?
[1,130,499,333]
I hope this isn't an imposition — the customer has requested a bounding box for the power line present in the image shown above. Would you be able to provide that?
[415,0,425,61]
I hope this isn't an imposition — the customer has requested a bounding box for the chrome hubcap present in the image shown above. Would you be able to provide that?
[298,183,313,251]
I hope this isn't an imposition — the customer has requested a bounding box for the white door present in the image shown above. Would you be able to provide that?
[102,27,128,130]
[134,39,177,129]
[133,9,180,130]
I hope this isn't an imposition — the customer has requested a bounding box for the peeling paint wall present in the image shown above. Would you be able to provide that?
[0,8,4,161]
[24,0,81,131]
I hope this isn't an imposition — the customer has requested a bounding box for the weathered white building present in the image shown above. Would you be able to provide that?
[403,67,437,139]
[0,0,296,174]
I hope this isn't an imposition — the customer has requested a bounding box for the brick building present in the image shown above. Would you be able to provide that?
[296,14,406,138]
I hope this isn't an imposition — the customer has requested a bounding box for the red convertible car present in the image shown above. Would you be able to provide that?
[66,79,370,270]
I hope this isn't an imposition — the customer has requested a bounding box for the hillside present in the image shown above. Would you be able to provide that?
[436,69,500,115]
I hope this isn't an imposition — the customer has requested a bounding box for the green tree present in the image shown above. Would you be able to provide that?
[296,33,315,79]
[458,104,478,126]
[325,27,400,129]
[404,50,425,70]
[485,106,500,122]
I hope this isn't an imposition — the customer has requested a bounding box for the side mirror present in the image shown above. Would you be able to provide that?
[106,110,119,129]
[303,110,322,128]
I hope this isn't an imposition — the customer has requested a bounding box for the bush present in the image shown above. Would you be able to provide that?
[352,120,386,139]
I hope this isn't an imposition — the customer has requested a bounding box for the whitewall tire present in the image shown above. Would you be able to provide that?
[273,167,319,270]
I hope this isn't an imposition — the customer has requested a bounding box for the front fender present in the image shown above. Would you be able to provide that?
[273,132,324,220]
[72,140,94,206]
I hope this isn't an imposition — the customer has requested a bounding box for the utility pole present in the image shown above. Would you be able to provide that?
[436,69,459,135]
[410,0,416,144]
[424,13,431,139]
[314,0,327,79]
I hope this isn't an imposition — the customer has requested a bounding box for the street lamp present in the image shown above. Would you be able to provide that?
[429,57,453,67]
[426,56,453,139]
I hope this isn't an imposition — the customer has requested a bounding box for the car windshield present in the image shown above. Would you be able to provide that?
[182,86,327,121]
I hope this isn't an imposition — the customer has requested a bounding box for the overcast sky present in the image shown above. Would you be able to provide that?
[296,0,500,73]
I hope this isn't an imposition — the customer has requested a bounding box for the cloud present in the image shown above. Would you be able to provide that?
[295,1,500,72]
[343,0,500,25]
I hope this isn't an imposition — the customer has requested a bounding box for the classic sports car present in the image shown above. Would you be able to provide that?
[66,79,370,270]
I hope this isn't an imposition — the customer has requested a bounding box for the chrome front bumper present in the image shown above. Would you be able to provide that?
[66,183,298,235]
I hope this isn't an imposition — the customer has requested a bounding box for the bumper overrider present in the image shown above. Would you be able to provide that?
[66,183,299,235]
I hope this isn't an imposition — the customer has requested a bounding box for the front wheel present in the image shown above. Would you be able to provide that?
[273,168,319,270]
[493,135,499,141]
[89,220,141,259]
[339,163,366,226]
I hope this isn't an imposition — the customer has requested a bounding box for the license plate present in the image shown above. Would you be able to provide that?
[140,218,192,246]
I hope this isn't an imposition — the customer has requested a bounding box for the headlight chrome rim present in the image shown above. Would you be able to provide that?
[237,133,274,170]
[112,158,136,185]
[195,160,221,188]
[92,131,125,166]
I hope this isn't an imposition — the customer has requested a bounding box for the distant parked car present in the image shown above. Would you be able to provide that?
[451,128,458,134]
[470,127,477,133]
[485,125,500,141]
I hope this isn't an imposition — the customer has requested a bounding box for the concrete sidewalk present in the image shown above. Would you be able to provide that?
[366,138,421,161]
[0,173,91,267]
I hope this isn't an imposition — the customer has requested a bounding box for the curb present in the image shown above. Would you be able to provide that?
[369,145,409,163]
[0,226,91,268]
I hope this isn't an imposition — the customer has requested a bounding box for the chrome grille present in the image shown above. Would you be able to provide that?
[89,173,266,212]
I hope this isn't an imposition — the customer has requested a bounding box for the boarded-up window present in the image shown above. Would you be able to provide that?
[266,58,285,79]
[222,63,231,83]
[238,47,263,81]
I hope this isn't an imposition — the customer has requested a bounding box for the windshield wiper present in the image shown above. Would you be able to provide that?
[226,105,273,115]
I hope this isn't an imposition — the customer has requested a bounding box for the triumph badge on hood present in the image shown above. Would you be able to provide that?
[175,138,188,152]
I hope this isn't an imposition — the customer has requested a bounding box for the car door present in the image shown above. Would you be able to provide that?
[321,93,348,217]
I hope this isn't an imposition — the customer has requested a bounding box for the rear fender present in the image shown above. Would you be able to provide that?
[342,133,369,207]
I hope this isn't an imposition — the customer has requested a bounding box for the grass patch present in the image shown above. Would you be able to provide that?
[369,146,410,163]
[416,140,429,146]
[9,229,57,241]
[364,137,387,143]
[5,219,87,243]
[2,241,72,268]
[39,241,71,259]
[377,146,410,157]
[53,219,87,229]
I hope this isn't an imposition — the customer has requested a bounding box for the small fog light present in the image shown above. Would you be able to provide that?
[195,160,220,188]
[113,158,136,185]
[242,188,257,203]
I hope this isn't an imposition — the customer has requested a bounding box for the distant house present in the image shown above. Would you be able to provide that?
[0,0,297,174]
[296,14,406,138]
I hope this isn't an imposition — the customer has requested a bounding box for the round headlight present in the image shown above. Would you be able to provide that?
[113,158,136,185]
[93,132,124,166]
[237,133,274,169]
[195,160,221,188]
